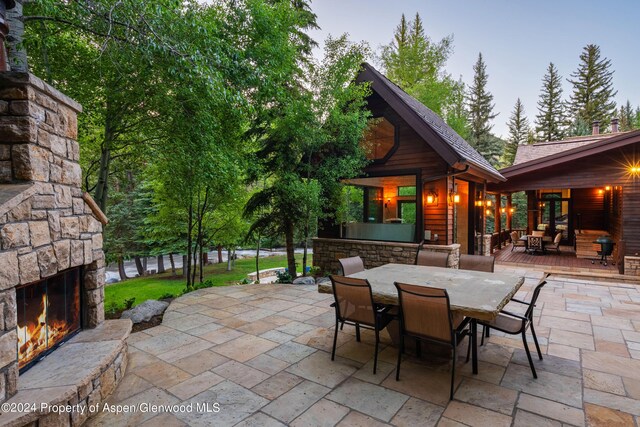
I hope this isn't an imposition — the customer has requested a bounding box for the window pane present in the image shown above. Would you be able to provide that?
[361,118,395,160]
[399,202,416,224]
[398,186,416,197]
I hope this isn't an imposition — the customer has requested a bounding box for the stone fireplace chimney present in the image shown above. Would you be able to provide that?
[592,120,600,135]
[0,72,108,404]
[611,118,619,133]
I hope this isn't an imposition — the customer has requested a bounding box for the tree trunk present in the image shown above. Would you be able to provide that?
[226,249,232,271]
[169,254,176,275]
[202,252,208,265]
[186,203,193,289]
[134,256,144,276]
[182,255,187,277]
[302,223,309,276]
[255,235,260,284]
[217,244,223,263]
[285,221,296,279]
[232,249,236,268]
[142,257,147,273]
[6,1,27,72]
[199,248,204,283]
[157,255,165,273]
[117,256,128,281]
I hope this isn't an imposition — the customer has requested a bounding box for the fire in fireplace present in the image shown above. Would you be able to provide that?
[16,268,82,371]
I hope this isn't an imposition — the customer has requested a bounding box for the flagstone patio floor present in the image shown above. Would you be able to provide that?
[87,267,640,427]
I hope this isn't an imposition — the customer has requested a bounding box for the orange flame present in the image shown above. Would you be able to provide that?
[17,294,75,369]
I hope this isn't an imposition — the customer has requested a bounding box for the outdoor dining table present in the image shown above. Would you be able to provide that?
[318,263,525,375]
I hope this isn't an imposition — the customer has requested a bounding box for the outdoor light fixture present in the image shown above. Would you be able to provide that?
[384,197,391,208]
[605,186,611,191]
[426,190,438,205]
[598,189,604,195]
[448,191,460,205]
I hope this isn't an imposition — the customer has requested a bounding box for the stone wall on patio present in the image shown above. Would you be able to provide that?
[313,237,461,274]
[0,73,108,404]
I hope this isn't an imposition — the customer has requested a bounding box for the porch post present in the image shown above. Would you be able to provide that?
[495,193,501,249]
[506,193,513,231]
[526,190,536,234]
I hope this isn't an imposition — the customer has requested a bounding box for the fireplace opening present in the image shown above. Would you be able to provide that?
[16,268,82,372]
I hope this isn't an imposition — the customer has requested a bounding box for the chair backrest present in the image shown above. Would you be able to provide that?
[330,275,376,325]
[339,256,365,276]
[459,254,495,273]
[524,275,548,320]
[395,282,453,343]
[510,231,519,242]
[528,235,543,250]
[554,232,562,244]
[415,250,449,267]
[532,230,545,237]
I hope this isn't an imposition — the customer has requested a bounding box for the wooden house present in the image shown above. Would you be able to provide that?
[313,63,505,272]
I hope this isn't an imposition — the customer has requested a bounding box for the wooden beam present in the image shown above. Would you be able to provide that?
[82,192,109,225]
[507,194,513,231]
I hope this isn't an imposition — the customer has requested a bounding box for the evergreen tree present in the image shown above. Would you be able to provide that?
[620,100,636,131]
[503,98,530,166]
[380,13,467,136]
[568,44,617,131]
[535,63,566,141]
[467,52,499,165]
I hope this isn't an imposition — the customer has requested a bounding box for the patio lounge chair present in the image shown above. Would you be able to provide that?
[339,256,365,276]
[459,254,495,273]
[511,231,526,252]
[415,250,448,267]
[394,282,470,400]
[479,274,549,378]
[546,232,562,253]
[330,275,393,374]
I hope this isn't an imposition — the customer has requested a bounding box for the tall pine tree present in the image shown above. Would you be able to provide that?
[535,62,566,141]
[568,44,617,132]
[467,52,499,165]
[619,100,637,131]
[380,13,467,136]
[503,98,530,166]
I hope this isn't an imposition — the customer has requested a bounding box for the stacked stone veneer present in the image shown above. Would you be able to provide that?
[313,237,461,274]
[0,73,106,404]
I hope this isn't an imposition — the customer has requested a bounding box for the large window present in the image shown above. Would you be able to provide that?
[361,117,396,161]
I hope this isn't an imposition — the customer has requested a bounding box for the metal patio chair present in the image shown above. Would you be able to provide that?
[394,282,470,400]
[339,256,365,276]
[459,254,495,273]
[330,275,393,374]
[479,274,549,378]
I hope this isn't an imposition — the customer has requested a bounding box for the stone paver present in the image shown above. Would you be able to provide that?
[95,274,640,426]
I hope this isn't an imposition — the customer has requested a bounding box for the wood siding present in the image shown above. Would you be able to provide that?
[573,188,605,231]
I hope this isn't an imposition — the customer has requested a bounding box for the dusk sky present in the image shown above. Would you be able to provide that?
[307,0,640,138]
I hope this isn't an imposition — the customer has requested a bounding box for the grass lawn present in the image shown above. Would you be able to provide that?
[105,253,311,314]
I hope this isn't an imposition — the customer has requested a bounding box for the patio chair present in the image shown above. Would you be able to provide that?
[546,232,562,253]
[527,235,544,255]
[415,250,448,267]
[330,275,394,374]
[394,282,471,400]
[511,231,526,252]
[532,230,545,237]
[339,256,365,276]
[459,254,495,273]
[479,274,549,378]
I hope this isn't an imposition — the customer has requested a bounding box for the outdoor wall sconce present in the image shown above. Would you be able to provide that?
[605,185,611,191]
[426,190,438,205]
[384,197,391,208]
[598,189,604,195]
[629,164,640,176]
[448,191,460,205]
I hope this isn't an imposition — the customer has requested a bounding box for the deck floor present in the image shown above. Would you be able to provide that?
[493,243,619,273]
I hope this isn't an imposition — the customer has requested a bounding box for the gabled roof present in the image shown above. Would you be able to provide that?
[357,63,505,182]
[500,128,640,178]
[512,132,634,165]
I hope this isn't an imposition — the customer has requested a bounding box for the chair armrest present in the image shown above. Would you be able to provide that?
[509,298,529,305]
[499,309,528,321]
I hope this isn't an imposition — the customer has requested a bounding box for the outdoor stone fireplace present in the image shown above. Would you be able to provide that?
[0,72,129,426]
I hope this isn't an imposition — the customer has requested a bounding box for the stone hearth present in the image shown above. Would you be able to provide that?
[0,71,128,426]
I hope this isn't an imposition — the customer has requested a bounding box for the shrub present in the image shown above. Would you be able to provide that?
[275,270,293,284]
